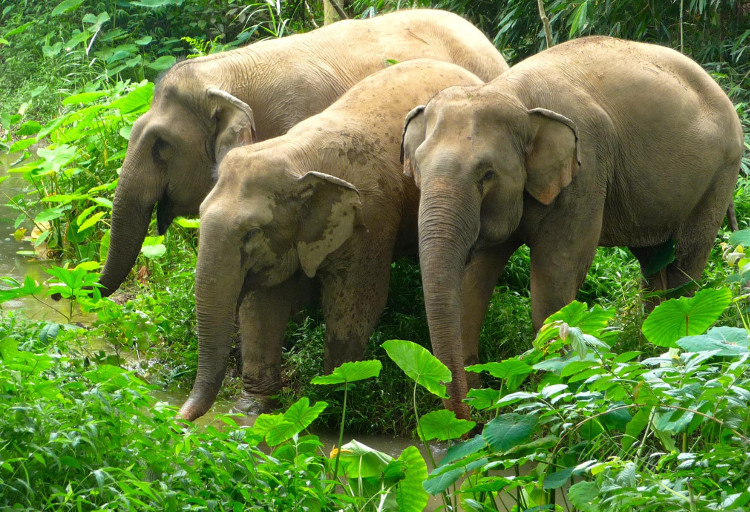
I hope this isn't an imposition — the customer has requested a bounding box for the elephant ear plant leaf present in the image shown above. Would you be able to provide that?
[483,413,538,452]
[382,339,451,398]
[383,339,472,511]
[249,397,327,447]
[676,326,749,356]
[332,440,429,512]
[534,300,617,352]
[641,287,732,348]
[419,410,475,442]
[312,359,382,484]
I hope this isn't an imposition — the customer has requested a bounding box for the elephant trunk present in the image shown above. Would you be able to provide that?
[178,223,242,421]
[418,177,480,420]
[98,132,163,297]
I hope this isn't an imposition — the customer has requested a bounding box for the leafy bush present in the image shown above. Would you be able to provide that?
[384,288,750,511]
[0,319,431,511]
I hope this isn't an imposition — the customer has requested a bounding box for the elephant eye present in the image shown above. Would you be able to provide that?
[480,169,496,182]
[153,138,171,164]
[247,227,263,239]
[478,169,495,194]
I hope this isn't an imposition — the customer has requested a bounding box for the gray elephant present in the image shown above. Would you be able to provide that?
[401,36,743,419]
[99,9,508,296]
[177,59,484,421]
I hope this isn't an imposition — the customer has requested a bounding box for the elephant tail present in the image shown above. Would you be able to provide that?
[727,199,739,232]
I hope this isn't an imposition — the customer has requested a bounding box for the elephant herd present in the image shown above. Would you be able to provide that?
[98,9,743,421]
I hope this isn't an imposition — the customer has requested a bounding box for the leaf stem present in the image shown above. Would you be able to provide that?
[332,380,347,484]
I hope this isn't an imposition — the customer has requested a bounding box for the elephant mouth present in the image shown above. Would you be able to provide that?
[156,195,175,235]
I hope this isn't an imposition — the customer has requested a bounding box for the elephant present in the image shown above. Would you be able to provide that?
[401,36,743,419]
[177,59,484,421]
[98,9,508,296]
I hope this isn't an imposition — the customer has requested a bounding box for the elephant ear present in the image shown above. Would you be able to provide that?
[525,107,581,205]
[208,87,257,162]
[400,105,426,186]
[296,171,363,278]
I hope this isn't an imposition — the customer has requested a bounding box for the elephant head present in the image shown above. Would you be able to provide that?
[178,148,362,420]
[98,68,257,296]
[401,87,580,418]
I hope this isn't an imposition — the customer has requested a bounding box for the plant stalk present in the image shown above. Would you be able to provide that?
[537,0,553,48]
[332,381,348,484]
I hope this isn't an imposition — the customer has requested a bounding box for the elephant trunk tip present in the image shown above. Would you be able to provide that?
[178,396,211,421]
[98,283,117,298]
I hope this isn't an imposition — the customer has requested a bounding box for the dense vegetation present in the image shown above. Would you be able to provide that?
[1,0,748,510]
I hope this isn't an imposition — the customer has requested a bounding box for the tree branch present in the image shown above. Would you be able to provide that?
[537,0,554,48]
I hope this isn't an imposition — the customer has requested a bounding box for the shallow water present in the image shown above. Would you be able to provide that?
[0,152,85,321]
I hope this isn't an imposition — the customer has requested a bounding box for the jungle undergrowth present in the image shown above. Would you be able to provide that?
[0,0,749,438]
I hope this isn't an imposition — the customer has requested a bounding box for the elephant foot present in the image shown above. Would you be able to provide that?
[231,392,280,416]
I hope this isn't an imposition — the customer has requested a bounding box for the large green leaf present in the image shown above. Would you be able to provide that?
[35,205,69,223]
[78,211,106,232]
[418,410,475,441]
[52,0,85,16]
[146,55,177,71]
[465,388,501,410]
[141,236,166,259]
[62,91,109,106]
[568,481,600,512]
[465,359,532,380]
[382,340,450,398]
[423,467,464,495]
[0,275,43,304]
[265,398,327,446]
[535,301,616,349]
[393,446,428,512]
[107,82,154,115]
[728,228,750,246]
[8,137,37,153]
[17,121,42,136]
[642,288,732,348]
[283,397,326,430]
[437,435,487,468]
[544,466,574,490]
[423,457,487,495]
[252,413,285,440]
[483,413,537,452]
[676,326,749,356]
[311,360,381,385]
[336,440,392,478]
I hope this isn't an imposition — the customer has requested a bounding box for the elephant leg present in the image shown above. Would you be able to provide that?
[629,245,670,310]
[529,221,601,332]
[234,277,305,415]
[461,241,520,389]
[320,242,394,373]
[668,208,729,290]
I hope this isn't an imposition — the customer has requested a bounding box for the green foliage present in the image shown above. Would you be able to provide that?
[406,294,750,511]
[1,1,749,509]
[0,322,432,511]
[382,339,451,399]
[642,287,734,348]
[311,359,382,385]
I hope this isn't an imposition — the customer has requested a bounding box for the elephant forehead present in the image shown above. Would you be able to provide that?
[202,190,275,229]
